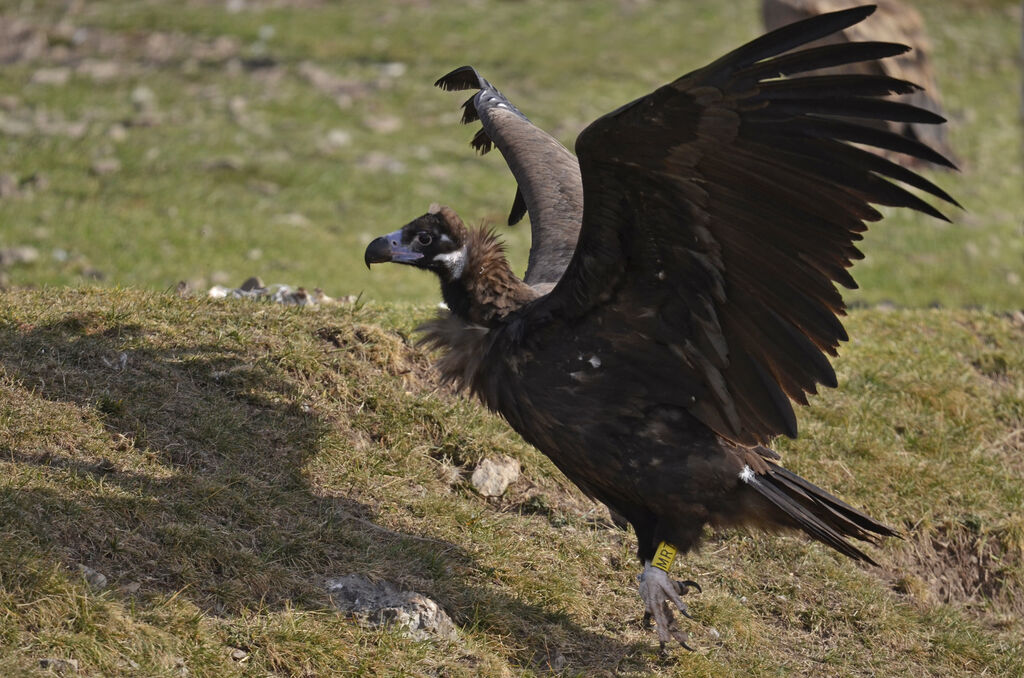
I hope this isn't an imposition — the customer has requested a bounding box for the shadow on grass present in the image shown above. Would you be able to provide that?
[0,309,639,672]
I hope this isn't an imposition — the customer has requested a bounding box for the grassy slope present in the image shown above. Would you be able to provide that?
[0,0,1021,307]
[1,288,1022,677]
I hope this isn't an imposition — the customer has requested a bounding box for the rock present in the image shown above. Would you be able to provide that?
[38,658,79,673]
[327,573,457,641]
[108,123,128,142]
[91,158,121,176]
[0,173,19,198]
[363,113,402,134]
[356,151,405,174]
[31,67,71,86]
[130,85,157,113]
[77,564,107,589]
[378,62,407,78]
[471,455,520,497]
[318,127,351,152]
[76,59,120,82]
[0,245,39,266]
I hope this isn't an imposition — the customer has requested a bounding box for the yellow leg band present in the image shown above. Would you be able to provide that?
[651,541,677,572]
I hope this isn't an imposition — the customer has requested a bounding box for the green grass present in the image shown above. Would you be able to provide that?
[0,289,1022,677]
[0,0,1021,307]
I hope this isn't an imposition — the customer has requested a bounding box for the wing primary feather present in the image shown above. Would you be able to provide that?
[508,187,528,225]
[434,65,485,92]
[767,97,946,124]
[759,134,960,205]
[470,127,493,154]
[773,115,957,168]
[705,5,878,74]
[460,95,480,124]
[735,41,910,83]
[754,74,922,100]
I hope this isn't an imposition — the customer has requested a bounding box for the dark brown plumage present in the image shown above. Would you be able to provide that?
[365,5,957,650]
[763,0,958,166]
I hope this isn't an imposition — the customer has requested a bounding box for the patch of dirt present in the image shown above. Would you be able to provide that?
[891,518,1024,620]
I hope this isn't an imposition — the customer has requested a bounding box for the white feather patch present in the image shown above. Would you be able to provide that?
[434,246,467,279]
[738,465,755,484]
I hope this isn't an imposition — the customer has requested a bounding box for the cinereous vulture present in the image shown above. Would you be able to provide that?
[365,5,957,651]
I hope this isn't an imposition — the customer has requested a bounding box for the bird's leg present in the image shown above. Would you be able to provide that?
[637,541,701,653]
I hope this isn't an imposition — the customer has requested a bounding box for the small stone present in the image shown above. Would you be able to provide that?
[327,574,457,641]
[708,626,721,641]
[0,245,39,265]
[31,67,71,86]
[131,86,157,113]
[77,564,107,589]
[229,647,248,661]
[357,152,405,174]
[470,455,520,497]
[120,581,141,594]
[228,95,247,118]
[363,114,402,134]
[76,59,120,82]
[274,212,310,228]
[378,62,407,78]
[91,158,121,175]
[319,127,351,152]
[39,658,79,673]
[0,173,20,198]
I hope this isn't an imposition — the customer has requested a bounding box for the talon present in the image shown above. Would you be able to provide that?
[676,579,701,595]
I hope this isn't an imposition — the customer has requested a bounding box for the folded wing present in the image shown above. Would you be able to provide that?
[435,66,584,286]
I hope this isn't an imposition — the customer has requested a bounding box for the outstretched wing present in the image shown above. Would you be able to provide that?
[435,67,583,286]
[522,5,958,447]
[762,0,956,164]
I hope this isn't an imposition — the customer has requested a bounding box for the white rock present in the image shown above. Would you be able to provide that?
[31,67,71,86]
[327,574,457,641]
[471,455,521,497]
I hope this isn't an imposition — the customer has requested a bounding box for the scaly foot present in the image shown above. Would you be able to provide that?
[638,564,701,652]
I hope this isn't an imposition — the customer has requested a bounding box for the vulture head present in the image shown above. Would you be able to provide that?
[364,204,469,282]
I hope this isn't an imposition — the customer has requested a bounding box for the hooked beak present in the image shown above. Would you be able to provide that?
[364,229,423,269]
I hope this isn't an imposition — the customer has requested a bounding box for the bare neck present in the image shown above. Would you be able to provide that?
[439,228,538,327]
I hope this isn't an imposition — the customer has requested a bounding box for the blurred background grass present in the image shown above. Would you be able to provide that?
[0,0,1021,308]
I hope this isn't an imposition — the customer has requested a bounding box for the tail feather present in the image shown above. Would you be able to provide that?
[745,462,900,565]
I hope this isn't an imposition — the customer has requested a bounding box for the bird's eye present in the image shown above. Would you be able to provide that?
[416,232,433,246]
